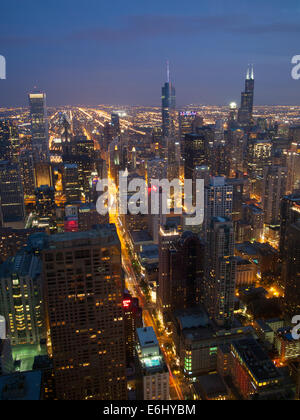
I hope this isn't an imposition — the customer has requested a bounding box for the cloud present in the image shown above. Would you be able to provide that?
[68,14,300,44]
[69,14,249,43]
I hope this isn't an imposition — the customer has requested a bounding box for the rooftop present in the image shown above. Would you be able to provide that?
[232,339,280,383]
[137,327,158,349]
[0,371,42,400]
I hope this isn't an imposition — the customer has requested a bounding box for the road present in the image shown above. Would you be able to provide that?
[109,209,186,400]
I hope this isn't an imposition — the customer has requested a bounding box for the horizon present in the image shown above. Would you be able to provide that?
[1,0,300,107]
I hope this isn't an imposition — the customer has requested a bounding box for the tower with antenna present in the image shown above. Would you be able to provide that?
[161,60,176,139]
[238,64,255,126]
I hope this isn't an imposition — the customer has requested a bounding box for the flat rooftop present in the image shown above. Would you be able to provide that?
[130,230,152,244]
[137,327,158,349]
[232,339,280,383]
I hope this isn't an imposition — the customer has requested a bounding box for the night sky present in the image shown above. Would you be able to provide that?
[0,0,300,107]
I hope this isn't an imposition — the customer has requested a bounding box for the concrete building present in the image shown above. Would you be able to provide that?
[43,225,127,400]
[136,327,169,400]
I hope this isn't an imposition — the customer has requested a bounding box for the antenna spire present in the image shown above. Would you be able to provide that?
[167,60,170,83]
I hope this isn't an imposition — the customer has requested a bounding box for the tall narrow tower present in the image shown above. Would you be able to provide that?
[238,65,255,126]
[28,92,49,163]
[161,61,176,139]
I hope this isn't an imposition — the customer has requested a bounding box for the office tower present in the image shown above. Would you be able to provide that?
[183,132,210,181]
[63,163,82,203]
[34,186,56,232]
[20,151,36,199]
[230,338,282,400]
[243,204,264,241]
[247,139,273,180]
[162,62,176,139]
[0,338,14,375]
[228,102,238,128]
[34,162,53,189]
[280,194,300,258]
[0,250,45,346]
[229,176,250,222]
[160,231,204,313]
[152,127,163,158]
[0,161,25,228]
[204,217,236,328]
[262,165,288,225]
[179,111,203,141]
[166,136,180,181]
[238,65,255,126]
[136,327,169,400]
[227,128,246,177]
[43,225,127,400]
[204,177,233,236]
[123,292,143,365]
[280,195,300,317]
[62,135,96,202]
[28,92,49,163]
[111,113,121,137]
[158,223,181,315]
[0,119,20,163]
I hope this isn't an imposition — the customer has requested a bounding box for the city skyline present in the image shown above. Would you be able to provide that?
[1,0,300,107]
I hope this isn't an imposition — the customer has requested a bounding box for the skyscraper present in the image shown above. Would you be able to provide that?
[0,161,25,228]
[204,217,237,328]
[28,92,49,163]
[158,223,181,316]
[0,120,20,163]
[262,165,288,225]
[43,225,127,400]
[0,249,45,346]
[280,195,300,317]
[204,177,233,237]
[161,62,176,139]
[238,65,255,126]
[136,327,169,400]
[165,231,205,312]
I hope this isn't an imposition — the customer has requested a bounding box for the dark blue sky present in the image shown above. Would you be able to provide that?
[0,0,300,107]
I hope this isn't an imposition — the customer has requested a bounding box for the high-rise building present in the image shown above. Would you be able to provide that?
[158,231,204,315]
[123,291,143,366]
[0,250,45,346]
[0,161,25,228]
[262,165,288,225]
[280,195,300,317]
[158,223,181,315]
[111,113,121,138]
[28,92,49,163]
[238,65,255,126]
[136,327,169,400]
[43,225,127,400]
[34,186,56,232]
[204,217,237,328]
[20,151,36,199]
[183,132,210,181]
[204,177,233,236]
[162,62,176,139]
[179,111,203,141]
[0,119,20,163]
[280,194,300,258]
[63,163,82,203]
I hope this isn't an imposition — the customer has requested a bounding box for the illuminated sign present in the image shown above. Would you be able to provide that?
[180,111,197,117]
[123,299,132,309]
